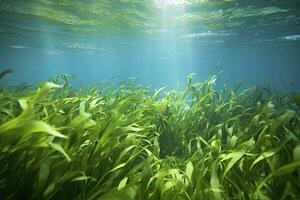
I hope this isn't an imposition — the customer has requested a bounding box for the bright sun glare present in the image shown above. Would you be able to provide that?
[153,0,186,8]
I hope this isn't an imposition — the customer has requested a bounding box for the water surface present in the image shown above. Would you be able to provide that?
[0,0,299,89]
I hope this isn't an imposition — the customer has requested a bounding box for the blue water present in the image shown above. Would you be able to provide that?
[0,0,300,90]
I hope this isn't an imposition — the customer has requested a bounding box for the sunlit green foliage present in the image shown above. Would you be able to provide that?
[0,74,300,199]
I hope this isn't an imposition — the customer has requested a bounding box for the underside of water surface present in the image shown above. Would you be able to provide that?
[0,0,300,200]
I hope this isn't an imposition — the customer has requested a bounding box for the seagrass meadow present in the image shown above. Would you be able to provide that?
[1,0,300,199]
[0,74,300,200]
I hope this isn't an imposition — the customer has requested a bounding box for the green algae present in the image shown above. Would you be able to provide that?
[0,74,299,199]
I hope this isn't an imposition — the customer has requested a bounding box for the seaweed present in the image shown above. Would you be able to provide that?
[0,69,13,80]
[0,74,299,200]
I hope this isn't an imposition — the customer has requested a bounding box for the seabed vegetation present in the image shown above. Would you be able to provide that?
[0,73,300,200]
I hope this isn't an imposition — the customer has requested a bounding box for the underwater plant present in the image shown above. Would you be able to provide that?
[0,69,13,80]
[0,74,299,200]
